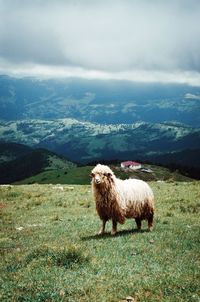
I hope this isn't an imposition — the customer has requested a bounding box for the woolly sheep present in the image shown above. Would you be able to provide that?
[91,164,155,235]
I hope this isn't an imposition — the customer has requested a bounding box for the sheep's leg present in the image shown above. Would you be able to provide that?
[147,214,154,231]
[111,220,117,235]
[135,218,141,230]
[98,220,106,235]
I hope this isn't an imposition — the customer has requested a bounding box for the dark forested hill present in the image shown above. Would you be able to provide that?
[0,142,32,163]
[0,147,76,184]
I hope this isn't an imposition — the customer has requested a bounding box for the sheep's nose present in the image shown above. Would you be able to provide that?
[95,178,101,184]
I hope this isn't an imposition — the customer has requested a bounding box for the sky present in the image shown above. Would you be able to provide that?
[0,0,200,86]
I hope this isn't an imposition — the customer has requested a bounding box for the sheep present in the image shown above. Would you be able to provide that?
[91,164,155,235]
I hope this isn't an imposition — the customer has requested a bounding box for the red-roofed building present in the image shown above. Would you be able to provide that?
[121,161,142,170]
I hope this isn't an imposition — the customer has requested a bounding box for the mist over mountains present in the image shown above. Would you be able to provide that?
[1,75,200,127]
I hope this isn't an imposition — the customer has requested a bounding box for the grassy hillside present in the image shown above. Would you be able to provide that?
[15,166,94,185]
[0,149,76,184]
[15,163,192,185]
[0,182,199,301]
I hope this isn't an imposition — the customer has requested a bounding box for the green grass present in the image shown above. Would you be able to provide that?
[0,182,200,302]
[15,166,94,185]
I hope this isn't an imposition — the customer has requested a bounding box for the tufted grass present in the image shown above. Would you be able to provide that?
[0,182,200,302]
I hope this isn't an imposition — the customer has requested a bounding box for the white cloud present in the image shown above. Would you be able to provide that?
[0,0,200,85]
[184,93,200,100]
[1,61,200,86]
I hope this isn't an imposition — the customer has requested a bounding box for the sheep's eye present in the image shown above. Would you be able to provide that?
[90,173,95,178]
[103,173,107,176]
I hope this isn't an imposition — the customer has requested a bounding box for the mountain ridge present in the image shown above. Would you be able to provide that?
[0,118,200,164]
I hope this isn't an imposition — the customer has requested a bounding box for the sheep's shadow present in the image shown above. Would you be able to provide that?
[81,228,149,241]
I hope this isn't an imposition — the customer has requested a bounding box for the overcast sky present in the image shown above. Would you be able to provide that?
[0,0,200,85]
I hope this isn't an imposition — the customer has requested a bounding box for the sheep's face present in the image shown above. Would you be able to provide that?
[91,172,112,186]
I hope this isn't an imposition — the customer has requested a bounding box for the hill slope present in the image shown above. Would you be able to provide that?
[15,163,192,185]
[0,148,76,184]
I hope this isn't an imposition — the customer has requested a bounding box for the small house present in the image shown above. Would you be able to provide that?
[121,161,142,170]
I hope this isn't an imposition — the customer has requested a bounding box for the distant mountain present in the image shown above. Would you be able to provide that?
[0,147,76,184]
[0,119,200,164]
[0,75,200,177]
[0,75,200,127]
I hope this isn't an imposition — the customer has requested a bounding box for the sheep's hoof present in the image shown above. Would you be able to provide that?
[98,231,104,235]
[147,227,152,232]
[111,231,117,236]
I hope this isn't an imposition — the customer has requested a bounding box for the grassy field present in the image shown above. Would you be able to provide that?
[0,182,200,302]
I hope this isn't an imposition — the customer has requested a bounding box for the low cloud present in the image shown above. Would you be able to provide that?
[185,93,200,100]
